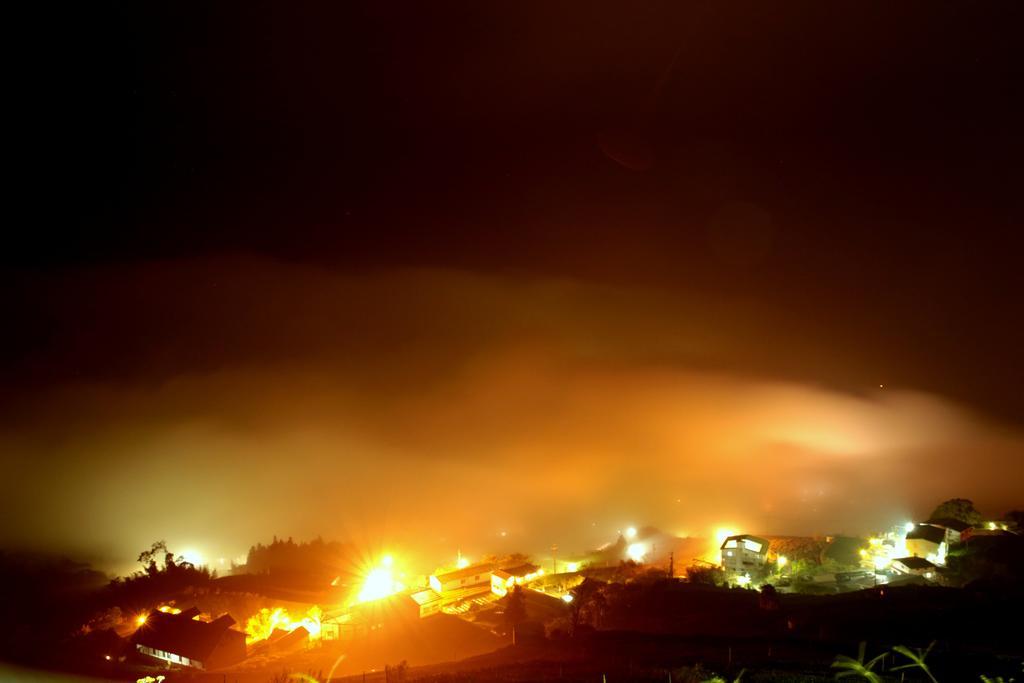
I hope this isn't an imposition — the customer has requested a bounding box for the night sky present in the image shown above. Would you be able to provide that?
[4,2,1022,573]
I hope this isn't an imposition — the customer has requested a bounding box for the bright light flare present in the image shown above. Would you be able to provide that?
[626,542,646,562]
[736,575,751,587]
[180,549,204,566]
[714,527,738,545]
[245,606,323,644]
[625,527,637,539]
[904,522,916,533]
[561,594,574,603]
[456,555,470,569]
[356,556,405,604]
[776,555,788,569]
[135,614,148,627]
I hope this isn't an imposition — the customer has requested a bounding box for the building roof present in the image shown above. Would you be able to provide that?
[492,563,539,580]
[720,534,770,551]
[925,518,972,532]
[410,589,442,606]
[894,556,937,570]
[433,562,497,583]
[906,524,946,544]
[132,610,241,663]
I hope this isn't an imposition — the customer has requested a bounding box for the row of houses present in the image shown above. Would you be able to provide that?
[717,520,1013,584]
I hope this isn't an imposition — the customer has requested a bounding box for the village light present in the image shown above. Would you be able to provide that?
[714,527,738,546]
[358,562,404,603]
[626,543,645,562]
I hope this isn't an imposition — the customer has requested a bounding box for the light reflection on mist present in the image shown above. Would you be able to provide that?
[0,258,1020,572]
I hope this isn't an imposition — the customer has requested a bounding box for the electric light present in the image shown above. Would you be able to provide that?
[625,527,637,539]
[714,527,738,545]
[776,555,788,569]
[181,548,204,566]
[561,594,574,603]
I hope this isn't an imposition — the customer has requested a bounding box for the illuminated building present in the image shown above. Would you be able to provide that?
[924,518,972,545]
[905,524,948,566]
[891,556,938,580]
[720,534,769,576]
[409,589,443,618]
[132,608,246,670]
[490,563,543,596]
[429,562,496,597]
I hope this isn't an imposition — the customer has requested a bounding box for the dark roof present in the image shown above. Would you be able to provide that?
[895,556,937,570]
[925,518,972,532]
[906,524,946,544]
[720,534,769,551]
[133,610,241,663]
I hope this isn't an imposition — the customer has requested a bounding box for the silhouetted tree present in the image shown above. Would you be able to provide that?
[758,583,780,611]
[1003,510,1024,529]
[569,578,606,635]
[685,564,724,585]
[929,498,982,525]
[503,585,527,632]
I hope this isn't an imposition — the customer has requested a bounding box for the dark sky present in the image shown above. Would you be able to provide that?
[4,2,1023,571]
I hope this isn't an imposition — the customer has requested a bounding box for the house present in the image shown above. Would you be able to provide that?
[720,534,769,575]
[132,608,247,670]
[409,589,443,618]
[892,556,938,579]
[905,524,947,565]
[490,563,542,597]
[924,518,972,545]
[429,562,496,597]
